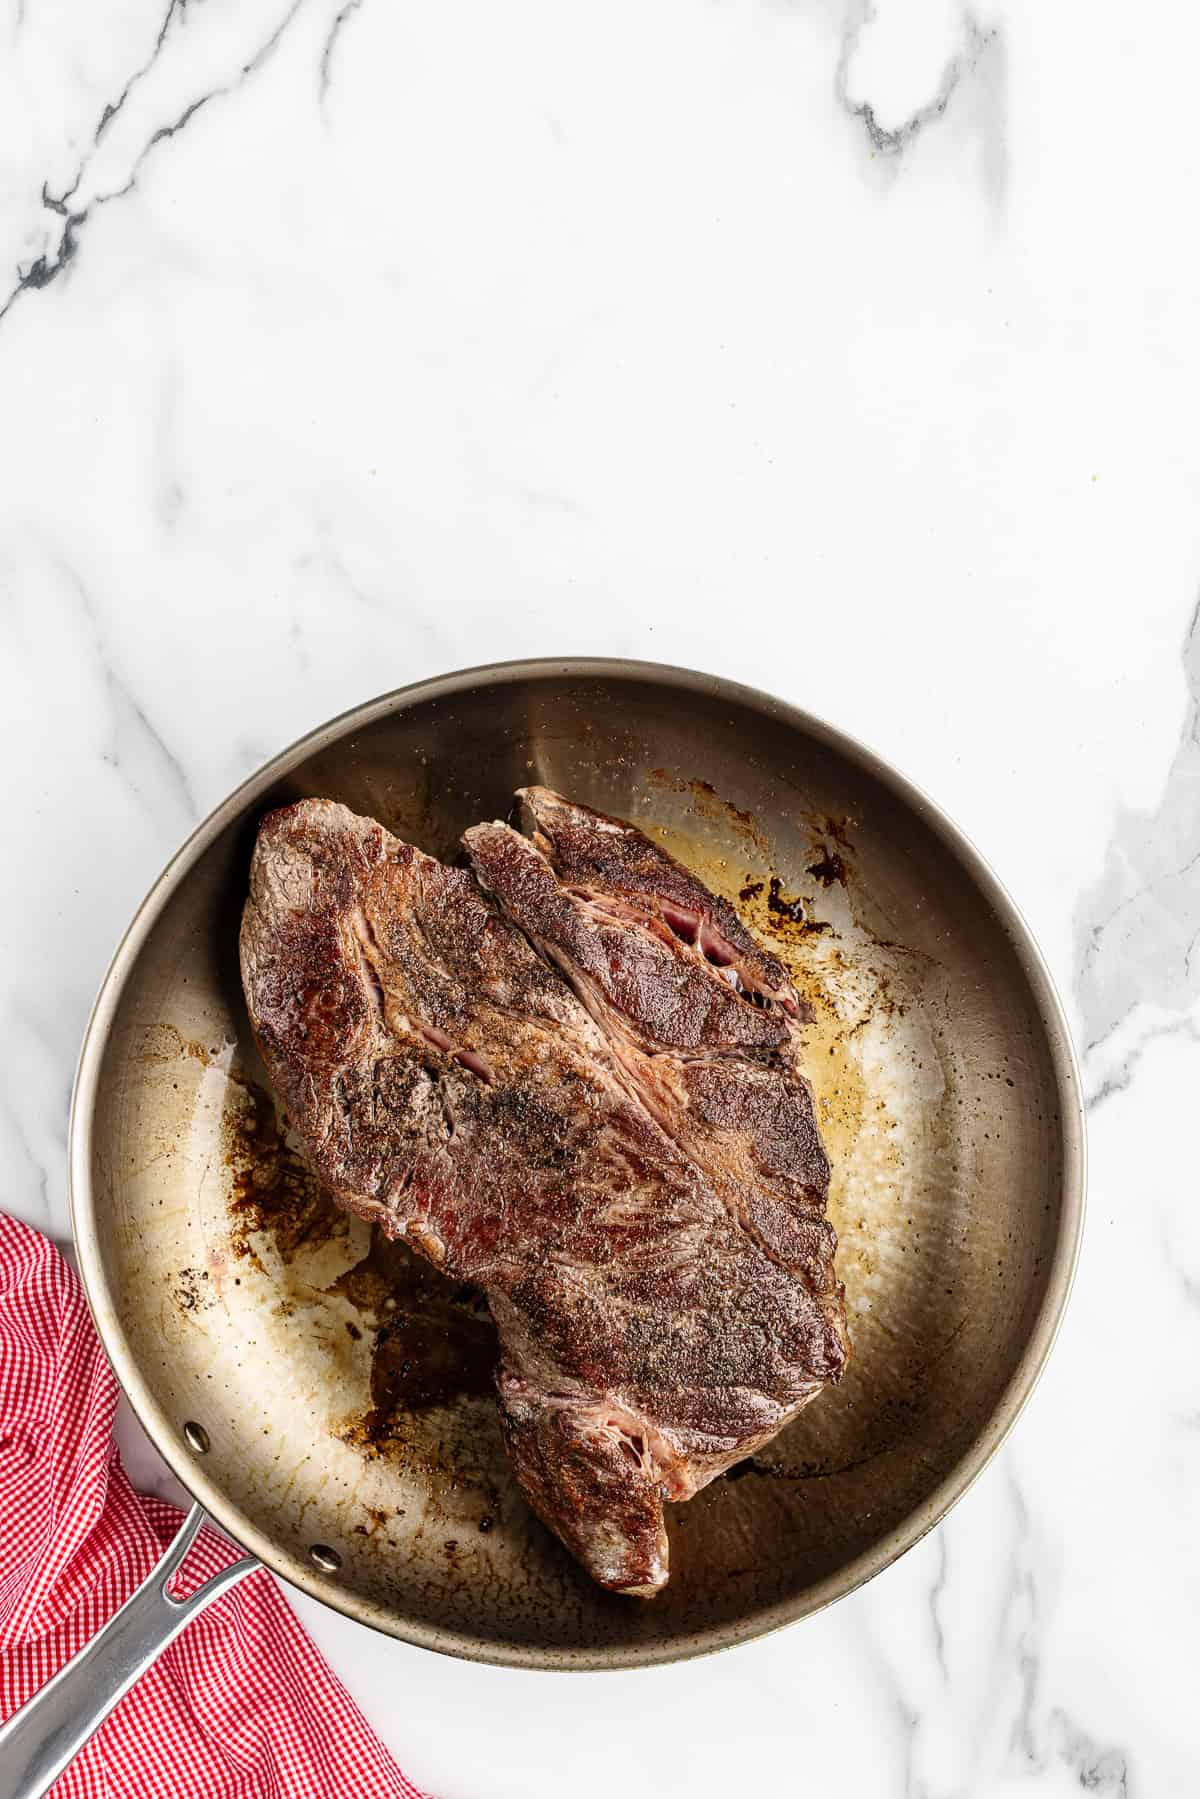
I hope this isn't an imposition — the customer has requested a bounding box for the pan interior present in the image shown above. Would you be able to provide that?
[77,668,1079,1667]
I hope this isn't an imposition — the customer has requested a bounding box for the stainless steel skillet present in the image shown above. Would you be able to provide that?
[0,659,1085,1795]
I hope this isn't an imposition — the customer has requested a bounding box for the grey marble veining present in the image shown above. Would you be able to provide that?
[836,3,1007,207]
[1077,598,1200,1109]
[318,0,366,105]
[1,0,313,322]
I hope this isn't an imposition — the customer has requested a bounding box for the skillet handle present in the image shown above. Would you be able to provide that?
[0,1502,258,1799]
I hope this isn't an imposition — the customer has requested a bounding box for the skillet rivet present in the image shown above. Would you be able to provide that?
[310,1544,342,1573]
[183,1421,211,1455]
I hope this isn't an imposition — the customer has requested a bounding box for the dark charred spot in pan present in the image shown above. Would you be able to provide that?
[806,850,847,889]
[173,1267,212,1314]
[766,877,831,934]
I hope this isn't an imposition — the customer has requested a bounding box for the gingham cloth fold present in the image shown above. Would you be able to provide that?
[0,1212,426,1798]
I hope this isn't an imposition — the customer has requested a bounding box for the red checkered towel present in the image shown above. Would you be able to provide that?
[0,1213,426,1797]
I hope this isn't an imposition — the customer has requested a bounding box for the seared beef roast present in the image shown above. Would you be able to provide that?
[240,790,847,1595]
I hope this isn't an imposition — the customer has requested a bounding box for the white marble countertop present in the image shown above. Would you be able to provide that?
[1,0,1194,1792]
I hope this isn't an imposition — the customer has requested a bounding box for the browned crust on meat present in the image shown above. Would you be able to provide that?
[240,797,848,1598]
[464,820,788,1055]
[516,786,793,996]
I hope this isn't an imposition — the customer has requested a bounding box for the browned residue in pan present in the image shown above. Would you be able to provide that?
[138,1022,228,1067]
[227,1086,345,1265]
[172,1266,214,1315]
[645,770,773,858]
[330,1232,497,1418]
[224,1077,502,1508]
[804,818,854,890]
[765,875,831,933]
[806,849,847,888]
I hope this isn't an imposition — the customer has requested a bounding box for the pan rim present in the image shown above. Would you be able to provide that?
[68,656,1086,1671]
